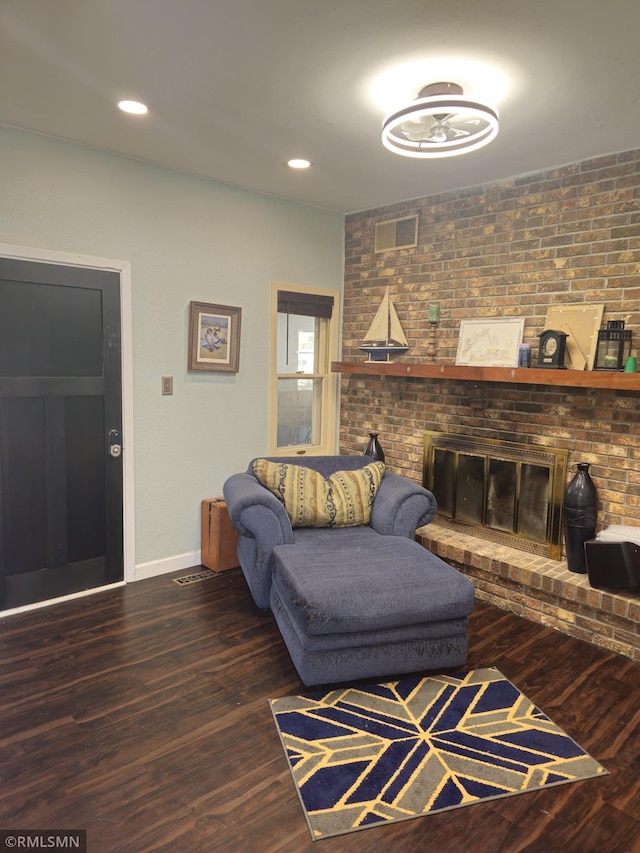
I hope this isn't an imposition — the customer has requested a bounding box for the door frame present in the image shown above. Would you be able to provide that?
[0,242,135,609]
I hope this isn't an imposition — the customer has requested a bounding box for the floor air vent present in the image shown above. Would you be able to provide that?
[172,569,218,586]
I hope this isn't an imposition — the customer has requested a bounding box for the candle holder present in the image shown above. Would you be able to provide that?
[426,321,438,359]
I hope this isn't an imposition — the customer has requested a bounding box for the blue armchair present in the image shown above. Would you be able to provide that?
[223,455,474,685]
[223,455,436,608]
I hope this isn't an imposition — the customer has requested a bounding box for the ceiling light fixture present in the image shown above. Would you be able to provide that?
[381,82,498,159]
[118,99,148,115]
[288,158,311,169]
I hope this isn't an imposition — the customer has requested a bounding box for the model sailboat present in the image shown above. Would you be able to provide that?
[359,287,409,361]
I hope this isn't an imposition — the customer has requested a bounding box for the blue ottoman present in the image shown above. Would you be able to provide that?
[270,535,475,686]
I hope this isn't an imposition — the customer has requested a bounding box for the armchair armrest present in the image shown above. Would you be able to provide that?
[370,471,437,538]
[222,472,294,608]
[223,472,293,543]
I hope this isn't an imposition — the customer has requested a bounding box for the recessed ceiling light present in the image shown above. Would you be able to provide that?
[288,159,311,169]
[118,100,148,115]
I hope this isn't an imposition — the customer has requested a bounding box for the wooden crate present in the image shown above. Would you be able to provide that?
[200,498,240,572]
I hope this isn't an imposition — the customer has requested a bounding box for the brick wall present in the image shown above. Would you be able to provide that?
[340,149,640,535]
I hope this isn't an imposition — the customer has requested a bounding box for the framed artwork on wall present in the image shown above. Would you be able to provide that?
[455,318,525,368]
[188,301,242,372]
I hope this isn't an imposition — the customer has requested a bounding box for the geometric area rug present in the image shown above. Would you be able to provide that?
[269,668,607,841]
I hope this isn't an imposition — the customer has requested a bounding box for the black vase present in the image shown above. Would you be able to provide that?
[363,432,385,463]
[563,462,597,573]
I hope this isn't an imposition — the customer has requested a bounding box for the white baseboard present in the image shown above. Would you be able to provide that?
[132,550,202,582]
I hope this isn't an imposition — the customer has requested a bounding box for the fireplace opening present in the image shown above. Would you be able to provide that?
[423,431,568,559]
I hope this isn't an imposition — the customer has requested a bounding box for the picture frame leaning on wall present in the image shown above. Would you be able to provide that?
[455,318,525,368]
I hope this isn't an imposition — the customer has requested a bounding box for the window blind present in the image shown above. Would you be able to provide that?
[277,290,334,319]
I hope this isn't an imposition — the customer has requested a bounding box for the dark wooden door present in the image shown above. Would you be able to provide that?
[0,258,123,609]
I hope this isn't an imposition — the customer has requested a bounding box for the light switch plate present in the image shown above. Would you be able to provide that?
[162,376,173,395]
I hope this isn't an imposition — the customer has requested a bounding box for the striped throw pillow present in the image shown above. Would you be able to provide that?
[252,459,385,528]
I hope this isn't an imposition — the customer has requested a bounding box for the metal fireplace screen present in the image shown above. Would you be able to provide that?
[423,431,568,559]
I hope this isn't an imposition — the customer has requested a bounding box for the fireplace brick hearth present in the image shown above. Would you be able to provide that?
[417,522,640,662]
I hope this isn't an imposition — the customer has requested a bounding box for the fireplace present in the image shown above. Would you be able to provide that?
[422,431,568,559]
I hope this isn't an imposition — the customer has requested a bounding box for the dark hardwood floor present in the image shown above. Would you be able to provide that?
[1,567,639,853]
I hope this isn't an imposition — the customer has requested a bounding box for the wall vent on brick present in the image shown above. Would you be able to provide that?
[374,214,418,252]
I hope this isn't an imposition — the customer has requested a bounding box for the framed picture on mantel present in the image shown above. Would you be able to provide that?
[455,318,525,368]
[188,301,242,372]
[543,303,604,370]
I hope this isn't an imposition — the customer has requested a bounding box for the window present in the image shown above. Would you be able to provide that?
[269,283,339,455]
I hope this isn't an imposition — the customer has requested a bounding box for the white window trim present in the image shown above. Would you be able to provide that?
[269,281,340,456]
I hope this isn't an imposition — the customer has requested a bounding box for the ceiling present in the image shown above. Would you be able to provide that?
[2,0,640,214]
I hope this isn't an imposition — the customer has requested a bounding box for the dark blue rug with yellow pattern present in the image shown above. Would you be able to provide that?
[270,668,607,841]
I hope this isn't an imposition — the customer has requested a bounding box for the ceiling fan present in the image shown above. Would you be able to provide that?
[382,82,499,158]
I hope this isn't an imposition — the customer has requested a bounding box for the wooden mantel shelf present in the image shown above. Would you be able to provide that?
[332,360,640,392]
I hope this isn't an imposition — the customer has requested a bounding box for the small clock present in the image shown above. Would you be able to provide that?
[538,329,568,368]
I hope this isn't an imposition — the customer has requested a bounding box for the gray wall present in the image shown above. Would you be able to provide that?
[0,125,344,577]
